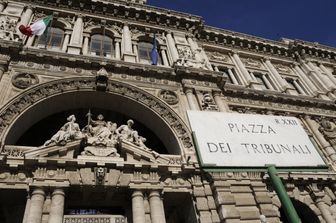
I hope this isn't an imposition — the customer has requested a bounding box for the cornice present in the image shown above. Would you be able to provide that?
[16,0,203,32]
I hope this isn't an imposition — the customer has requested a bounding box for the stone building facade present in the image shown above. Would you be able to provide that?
[0,0,336,222]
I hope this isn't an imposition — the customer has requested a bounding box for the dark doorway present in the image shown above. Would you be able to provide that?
[279,198,320,223]
[0,190,26,223]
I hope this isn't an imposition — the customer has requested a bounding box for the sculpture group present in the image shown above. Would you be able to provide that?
[43,112,150,157]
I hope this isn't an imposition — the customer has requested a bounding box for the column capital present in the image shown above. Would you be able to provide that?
[31,187,45,196]
[52,188,65,196]
[184,87,194,94]
[148,190,161,198]
[132,190,144,198]
[212,90,222,97]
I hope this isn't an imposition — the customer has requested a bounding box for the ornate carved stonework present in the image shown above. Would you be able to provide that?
[319,119,336,147]
[241,57,262,68]
[158,89,178,105]
[201,92,218,111]
[274,63,291,73]
[0,15,19,41]
[0,78,193,151]
[11,73,39,89]
[207,51,229,62]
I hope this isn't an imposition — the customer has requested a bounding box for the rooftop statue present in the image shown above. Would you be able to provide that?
[43,112,151,157]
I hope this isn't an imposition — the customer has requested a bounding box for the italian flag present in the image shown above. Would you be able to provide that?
[19,15,53,36]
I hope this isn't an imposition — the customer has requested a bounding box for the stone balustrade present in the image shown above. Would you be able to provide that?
[63,215,127,223]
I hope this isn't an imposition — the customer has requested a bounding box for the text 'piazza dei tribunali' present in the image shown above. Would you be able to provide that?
[0,0,336,223]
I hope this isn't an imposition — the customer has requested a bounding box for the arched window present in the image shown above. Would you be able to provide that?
[36,27,64,50]
[138,41,162,65]
[89,34,115,58]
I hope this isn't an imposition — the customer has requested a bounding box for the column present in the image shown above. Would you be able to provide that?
[122,23,132,54]
[292,80,306,95]
[165,32,179,63]
[0,64,6,82]
[185,88,199,110]
[132,43,138,62]
[316,198,334,223]
[149,191,166,223]
[69,16,83,45]
[261,74,274,90]
[231,52,253,84]
[68,15,83,54]
[81,35,89,55]
[121,23,136,62]
[48,188,65,223]
[307,62,333,90]
[319,64,336,86]
[17,6,33,28]
[301,62,328,91]
[26,188,45,223]
[264,59,289,91]
[293,65,317,95]
[213,91,229,112]
[0,2,5,12]
[161,48,169,66]
[22,194,31,223]
[115,40,121,60]
[132,191,145,223]
[62,32,71,52]
[303,116,336,164]
[26,36,35,47]
[227,69,239,85]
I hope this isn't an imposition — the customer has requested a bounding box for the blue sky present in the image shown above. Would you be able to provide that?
[148,0,336,48]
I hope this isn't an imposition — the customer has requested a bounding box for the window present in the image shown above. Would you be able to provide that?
[138,41,162,65]
[90,34,114,58]
[253,72,274,90]
[36,27,64,50]
[286,78,308,95]
[218,67,241,85]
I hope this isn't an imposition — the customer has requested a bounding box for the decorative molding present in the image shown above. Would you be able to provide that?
[0,77,193,152]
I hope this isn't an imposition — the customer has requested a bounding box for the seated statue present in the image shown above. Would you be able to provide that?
[44,115,83,146]
[116,119,135,142]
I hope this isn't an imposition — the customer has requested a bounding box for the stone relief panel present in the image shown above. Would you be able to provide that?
[274,63,292,74]
[158,89,178,105]
[11,73,39,89]
[241,57,264,69]
[176,45,211,70]
[0,15,19,41]
[200,92,218,111]
[319,119,336,148]
[206,51,230,63]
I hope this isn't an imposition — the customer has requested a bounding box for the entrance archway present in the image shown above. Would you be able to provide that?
[279,198,320,223]
[0,77,193,155]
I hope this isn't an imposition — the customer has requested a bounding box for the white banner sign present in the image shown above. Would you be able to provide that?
[187,111,326,167]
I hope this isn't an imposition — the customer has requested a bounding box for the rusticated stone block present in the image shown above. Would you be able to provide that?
[255,194,272,204]
[234,193,256,206]
[196,197,209,211]
[211,210,220,223]
[219,205,240,219]
[217,192,235,205]
[207,196,216,209]
[230,185,252,193]
[193,187,206,197]
[204,184,212,196]
[237,206,260,220]
[199,211,212,223]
